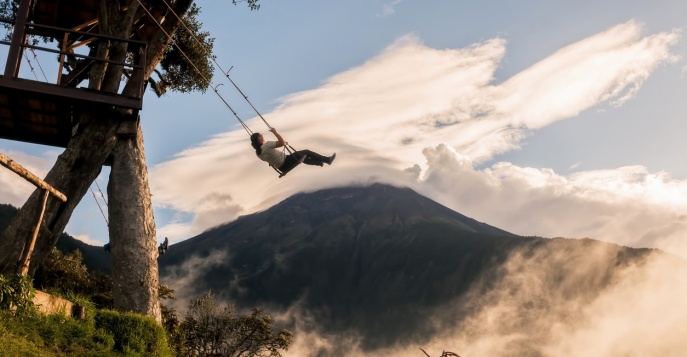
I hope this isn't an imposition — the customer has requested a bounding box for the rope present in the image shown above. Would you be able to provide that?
[135,0,253,135]
[30,49,49,82]
[23,48,111,226]
[94,180,108,206]
[159,0,272,130]
[22,51,40,81]
[90,186,109,226]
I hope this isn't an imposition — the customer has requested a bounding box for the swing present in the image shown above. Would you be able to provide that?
[140,1,304,178]
[270,144,306,178]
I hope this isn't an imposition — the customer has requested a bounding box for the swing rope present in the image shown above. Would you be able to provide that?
[158,0,274,131]
[138,1,303,177]
[135,0,253,136]
[20,44,115,225]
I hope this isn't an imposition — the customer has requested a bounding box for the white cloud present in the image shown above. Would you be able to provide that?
[418,144,687,257]
[148,21,683,258]
[379,0,403,17]
[493,21,679,130]
[0,149,57,207]
[71,233,104,247]
[156,221,194,245]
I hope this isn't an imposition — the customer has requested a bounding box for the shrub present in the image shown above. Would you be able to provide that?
[180,293,293,357]
[94,309,172,356]
[0,273,35,314]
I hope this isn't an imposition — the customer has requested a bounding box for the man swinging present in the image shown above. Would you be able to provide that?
[250,128,336,176]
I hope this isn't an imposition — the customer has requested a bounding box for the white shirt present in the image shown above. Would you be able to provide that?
[258,141,285,168]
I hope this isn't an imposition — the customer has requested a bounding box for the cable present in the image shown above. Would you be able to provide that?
[94,180,108,206]
[90,186,109,226]
[22,51,40,81]
[135,0,253,135]
[30,48,48,82]
[159,0,273,130]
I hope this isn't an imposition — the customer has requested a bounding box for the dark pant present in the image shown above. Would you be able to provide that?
[280,149,329,171]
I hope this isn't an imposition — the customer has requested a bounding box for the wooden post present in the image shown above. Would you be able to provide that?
[19,189,49,275]
[0,152,68,275]
[3,0,32,78]
[57,32,69,85]
[0,152,67,202]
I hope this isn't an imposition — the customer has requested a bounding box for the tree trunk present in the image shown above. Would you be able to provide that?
[0,110,119,275]
[0,0,194,324]
[108,121,161,322]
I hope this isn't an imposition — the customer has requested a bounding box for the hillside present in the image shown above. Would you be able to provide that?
[0,204,110,273]
[158,184,653,350]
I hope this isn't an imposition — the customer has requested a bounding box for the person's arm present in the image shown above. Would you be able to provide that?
[270,128,286,148]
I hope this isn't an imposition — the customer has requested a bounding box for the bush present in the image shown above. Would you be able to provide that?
[95,309,172,357]
[0,273,35,313]
[0,309,115,356]
[33,248,114,308]
[180,293,292,357]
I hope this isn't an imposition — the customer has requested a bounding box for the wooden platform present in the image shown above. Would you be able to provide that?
[0,76,142,148]
[0,0,148,148]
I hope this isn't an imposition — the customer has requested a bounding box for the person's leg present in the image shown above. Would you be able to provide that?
[297,149,334,166]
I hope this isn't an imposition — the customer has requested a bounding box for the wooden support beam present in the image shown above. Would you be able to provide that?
[18,189,49,275]
[0,152,67,202]
[4,0,32,78]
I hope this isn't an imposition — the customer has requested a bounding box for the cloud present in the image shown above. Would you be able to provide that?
[418,144,687,257]
[0,149,57,207]
[275,246,687,357]
[160,250,229,310]
[71,233,104,247]
[379,0,403,17]
[156,221,194,245]
[492,21,679,130]
[147,21,681,255]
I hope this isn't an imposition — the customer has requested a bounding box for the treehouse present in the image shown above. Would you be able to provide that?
[0,0,152,148]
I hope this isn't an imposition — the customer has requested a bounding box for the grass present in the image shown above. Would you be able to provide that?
[0,302,170,357]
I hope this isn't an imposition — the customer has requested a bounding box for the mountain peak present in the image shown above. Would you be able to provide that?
[253,183,514,238]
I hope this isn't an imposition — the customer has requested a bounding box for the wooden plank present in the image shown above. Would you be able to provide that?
[0,152,67,202]
[0,77,142,110]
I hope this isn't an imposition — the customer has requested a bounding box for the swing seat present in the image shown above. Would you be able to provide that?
[272,153,306,178]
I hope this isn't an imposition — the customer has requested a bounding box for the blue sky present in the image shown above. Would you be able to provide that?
[2,0,687,258]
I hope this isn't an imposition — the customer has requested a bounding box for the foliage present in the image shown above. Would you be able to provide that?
[155,4,214,95]
[146,0,258,96]
[234,0,261,11]
[0,309,117,356]
[159,284,185,356]
[0,306,172,356]
[0,0,18,40]
[180,293,292,357]
[33,248,114,308]
[95,309,172,356]
[0,273,35,313]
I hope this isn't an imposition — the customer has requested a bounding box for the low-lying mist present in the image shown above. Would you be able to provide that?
[161,234,687,357]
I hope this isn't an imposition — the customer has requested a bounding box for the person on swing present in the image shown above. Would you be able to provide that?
[250,128,336,174]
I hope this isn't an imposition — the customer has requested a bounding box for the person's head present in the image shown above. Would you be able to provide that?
[250,132,264,155]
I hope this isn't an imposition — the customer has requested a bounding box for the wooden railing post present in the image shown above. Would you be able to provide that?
[18,189,49,275]
[0,152,67,202]
[4,0,32,78]
[0,151,68,275]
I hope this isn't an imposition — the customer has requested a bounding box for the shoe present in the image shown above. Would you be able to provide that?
[328,153,336,165]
